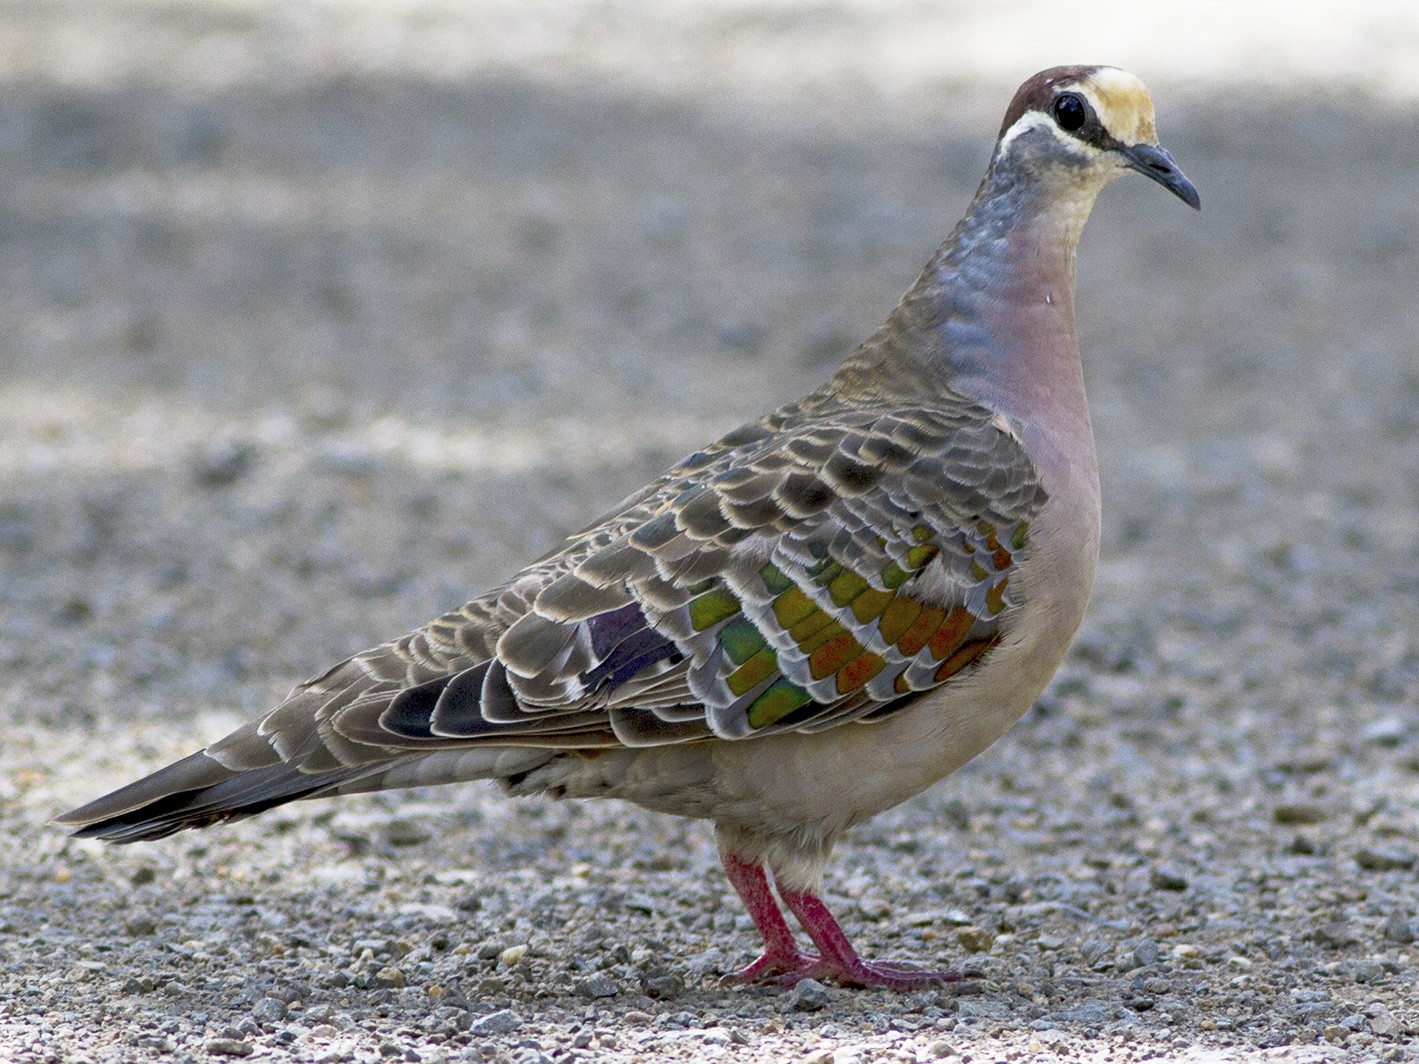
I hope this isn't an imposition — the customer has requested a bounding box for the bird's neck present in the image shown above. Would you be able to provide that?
[833,160,1103,440]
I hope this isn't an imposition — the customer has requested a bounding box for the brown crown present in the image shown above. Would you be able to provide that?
[998,66,1102,137]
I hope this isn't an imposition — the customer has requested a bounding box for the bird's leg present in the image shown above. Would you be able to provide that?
[774,880,968,990]
[718,851,818,982]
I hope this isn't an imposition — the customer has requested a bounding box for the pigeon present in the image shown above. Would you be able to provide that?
[57,65,1199,989]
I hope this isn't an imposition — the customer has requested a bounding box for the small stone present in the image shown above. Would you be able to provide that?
[576,974,619,999]
[1274,802,1327,825]
[192,440,256,488]
[1316,1021,1350,1044]
[371,966,405,988]
[205,1039,254,1057]
[498,944,528,967]
[476,938,509,960]
[125,916,157,937]
[702,1027,732,1045]
[929,1041,958,1058]
[788,978,831,1011]
[251,996,287,1024]
[1361,717,1409,746]
[1149,865,1188,891]
[1382,911,1414,943]
[802,1051,834,1064]
[383,817,434,846]
[955,926,994,953]
[622,893,658,914]
[1079,939,1111,966]
[1133,939,1160,967]
[1356,846,1416,872]
[1368,1004,1399,1037]
[468,1009,521,1036]
[1314,922,1359,949]
[639,968,684,999]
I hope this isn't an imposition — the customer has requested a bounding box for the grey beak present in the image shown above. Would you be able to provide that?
[1121,143,1201,210]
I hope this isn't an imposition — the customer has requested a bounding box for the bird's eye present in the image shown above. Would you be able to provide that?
[1052,93,1087,132]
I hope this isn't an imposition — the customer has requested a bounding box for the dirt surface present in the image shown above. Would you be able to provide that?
[4,2,1419,1062]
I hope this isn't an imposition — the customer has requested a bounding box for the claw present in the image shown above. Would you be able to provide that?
[719,948,821,985]
[719,849,971,991]
[770,956,966,990]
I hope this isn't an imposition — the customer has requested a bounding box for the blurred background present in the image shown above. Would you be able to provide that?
[3,1,1419,1056]
[4,0,1417,715]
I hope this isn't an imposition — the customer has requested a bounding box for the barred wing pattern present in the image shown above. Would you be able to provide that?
[251,393,1045,765]
[66,392,1046,840]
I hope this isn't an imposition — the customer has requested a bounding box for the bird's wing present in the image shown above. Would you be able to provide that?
[236,392,1046,772]
[56,392,1047,839]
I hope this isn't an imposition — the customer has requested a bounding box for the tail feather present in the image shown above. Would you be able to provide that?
[52,750,376,843]
[54,744,561,844]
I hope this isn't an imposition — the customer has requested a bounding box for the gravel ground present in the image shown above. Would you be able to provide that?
[4,2,1419,1062]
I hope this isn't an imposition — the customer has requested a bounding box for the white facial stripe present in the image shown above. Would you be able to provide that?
[996,111,1098,159]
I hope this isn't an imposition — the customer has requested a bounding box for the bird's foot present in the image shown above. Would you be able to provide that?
[770,955,968,990]
[719,946,821,984]
[718,847,978,991]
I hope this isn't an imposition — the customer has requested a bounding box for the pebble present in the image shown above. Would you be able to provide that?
[788,978,831,1011]
[955,926,994,953]
[192,440,256,488]
[1132,940,1160,968]
[1361,716,1409,746]
[251,997,288,1024]
[1273,802,1327,825]
[205,1039,254,1057]
[639,968,685,999]
[1382,911,1414,943]
[1355,846,1416,871]
[372,966,406,988]
[468,1009,522,1036]
[383,817,435,846]
[498,944,529,967]
[576,975,620,999]
[1148,865,1189,891]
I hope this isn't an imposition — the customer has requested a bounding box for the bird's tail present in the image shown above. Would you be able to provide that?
[53,727,554,844]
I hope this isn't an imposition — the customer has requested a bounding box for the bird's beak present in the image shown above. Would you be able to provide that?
[1120,143,1201,210]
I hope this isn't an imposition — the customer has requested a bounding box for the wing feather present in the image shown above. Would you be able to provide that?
[59,389,1046,839]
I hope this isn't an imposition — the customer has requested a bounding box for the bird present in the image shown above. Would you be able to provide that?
[57,66,1199,990]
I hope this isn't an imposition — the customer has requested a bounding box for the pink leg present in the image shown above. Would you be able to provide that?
[718,851,818,982]
[775,883,968,990]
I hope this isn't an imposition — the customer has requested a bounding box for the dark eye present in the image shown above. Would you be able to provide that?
[1052,92,1087,132]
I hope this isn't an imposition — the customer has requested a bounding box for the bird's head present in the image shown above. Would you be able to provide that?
[995,66,1200,210]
